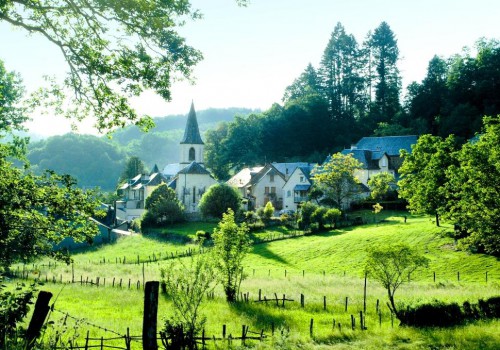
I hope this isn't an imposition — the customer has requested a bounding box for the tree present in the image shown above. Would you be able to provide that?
[119,156,146,184]
[0,60,26,134]
[199,184,242,219]
[262,201,275,223]
[366,22,402,128]
[0,60,100,273]
[142,184,184,226]
[0,145,100,271]
[311,153,363,209]
[444,116,500,255]
[282,63,321,102]
[160,252,216,349]
[324,208,341,228]
[368,172,396,200]
[365,244,429,318]
[212,209,251,302]
[398,134,458,227]
[0,0,248,131]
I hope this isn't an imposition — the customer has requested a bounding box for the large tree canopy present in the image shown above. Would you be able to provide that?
[0,0,247,132]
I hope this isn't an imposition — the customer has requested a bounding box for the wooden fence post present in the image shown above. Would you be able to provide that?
[309,318,314,338]
[26,291,53,349]
[363,272,367,313]
[142,281,159,350]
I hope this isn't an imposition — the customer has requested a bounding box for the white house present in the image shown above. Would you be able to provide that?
[227,162,312,211]
[116,167,168,221]
[282,164,315,212]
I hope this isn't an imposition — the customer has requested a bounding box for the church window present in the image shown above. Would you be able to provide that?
[193,186,196,203]
[189,147,196,161]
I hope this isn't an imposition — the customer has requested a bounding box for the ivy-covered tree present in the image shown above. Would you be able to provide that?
[143,184,184,227]
[199,184,242,219]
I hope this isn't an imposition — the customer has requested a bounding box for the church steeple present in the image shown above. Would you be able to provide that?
[180,101,204,145]
[179,102,204,165]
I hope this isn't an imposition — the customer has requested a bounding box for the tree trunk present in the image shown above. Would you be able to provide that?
[435,212,440,227]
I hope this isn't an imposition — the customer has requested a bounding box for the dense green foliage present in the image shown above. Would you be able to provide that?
[368,172,396,200]
[0,61,100,272]
[398,134,459,226]
[205,32,500,179]
[399,116,500,255]
[142,184,184,227]
[212,209,251,302]
[311,153,363,209]
[198,183,242,219]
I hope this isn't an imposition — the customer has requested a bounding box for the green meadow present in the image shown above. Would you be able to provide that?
[11,212,500,349]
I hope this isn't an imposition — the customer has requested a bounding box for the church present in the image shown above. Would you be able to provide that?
[164,102,217,214]
[117,102,217,221]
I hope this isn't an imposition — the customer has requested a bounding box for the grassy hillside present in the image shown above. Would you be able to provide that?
[12,213,500,349]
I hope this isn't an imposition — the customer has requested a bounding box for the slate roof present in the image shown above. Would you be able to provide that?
[272,162,312,177]
[180,102,204,145]
[119,172,167,190]
[340,149,382,170]
[354,135,417,156]
[177,161,211,175]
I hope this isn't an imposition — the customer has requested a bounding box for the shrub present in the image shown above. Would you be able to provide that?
[195,230,211,242]
[199,184,242,219]
[399,301,464,327]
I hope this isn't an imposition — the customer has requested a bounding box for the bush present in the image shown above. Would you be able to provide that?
[195,230,211,242]
[199,184,242,219]
[399,296,500,328]
[399,301,464,327]
[129,219,141,233]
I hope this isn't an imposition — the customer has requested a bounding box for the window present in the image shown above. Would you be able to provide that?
[270,174,275,182]
[189,147,196,161]
[300,176,304,183]
[287,190,291,197]
[193,186,196,203]
[265,187,269,194]
[271,187,276,194]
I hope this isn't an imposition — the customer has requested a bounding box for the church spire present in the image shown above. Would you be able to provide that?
[180,101,204,145]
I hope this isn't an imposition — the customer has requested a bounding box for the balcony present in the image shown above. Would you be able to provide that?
[294,196,308,203]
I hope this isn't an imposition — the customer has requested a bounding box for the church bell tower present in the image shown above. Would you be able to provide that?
[180,102,204,165]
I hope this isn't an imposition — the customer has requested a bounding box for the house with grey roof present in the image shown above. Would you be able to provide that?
[227,162,315,211]
[341,135,417,185]
[116,166,168,221]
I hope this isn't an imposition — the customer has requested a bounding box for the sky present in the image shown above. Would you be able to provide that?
[1,0,499,136]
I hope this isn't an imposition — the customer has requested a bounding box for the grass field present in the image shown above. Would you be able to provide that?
[10,212,500,349]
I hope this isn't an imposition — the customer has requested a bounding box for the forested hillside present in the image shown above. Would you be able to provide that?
[205,22,500,179]
[26,108,256,190]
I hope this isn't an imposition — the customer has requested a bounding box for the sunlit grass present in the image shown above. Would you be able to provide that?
[10,212,500,349]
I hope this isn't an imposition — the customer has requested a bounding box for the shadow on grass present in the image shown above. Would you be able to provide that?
[229,300,290,331]
[252,243,289,265]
